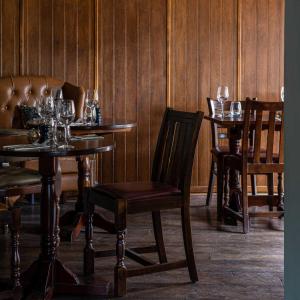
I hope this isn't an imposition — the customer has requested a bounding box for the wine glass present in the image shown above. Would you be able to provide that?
[34,96,57,146]
[52,88,63,101]
[230,101,242,117]
[59,99,75,149]
[84,89,99,125]
[36,96,55,123]
[280,86,284,102]
[217,86,229,117]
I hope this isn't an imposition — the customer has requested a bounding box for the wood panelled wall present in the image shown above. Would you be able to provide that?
[168,0,284,192]
[0,0,284,191]
[96,0,166,184]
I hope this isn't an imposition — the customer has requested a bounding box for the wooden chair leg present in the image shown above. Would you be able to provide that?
[181,206,198,282]
[242,175,249,234]
[224,168,229,209]
[267,174,274,211]
[277,173,284,211]
[216,159,224,221]
[10,207,21,289]
[114,202,127,297]
[206,160,216,206]
[152,211,167,263]
[250,175,257,195]
[84,201,95,275]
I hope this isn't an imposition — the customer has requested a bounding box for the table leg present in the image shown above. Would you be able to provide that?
[21,157,78,299]
[21,156,112,299]
[224,127,242,225]
[60,155,116,241]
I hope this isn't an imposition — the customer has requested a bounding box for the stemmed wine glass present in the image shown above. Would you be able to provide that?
[34,96,58,146]
[217,86,229,117]
[84,89,99,125]
[59,99,75,149]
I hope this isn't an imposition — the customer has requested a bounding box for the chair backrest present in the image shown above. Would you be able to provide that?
[242,98,284,169]
[0,75,85,128]
[151,108,203,196]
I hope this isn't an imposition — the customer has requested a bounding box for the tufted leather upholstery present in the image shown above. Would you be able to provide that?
[0,75,86,192]
[0,76,84,129]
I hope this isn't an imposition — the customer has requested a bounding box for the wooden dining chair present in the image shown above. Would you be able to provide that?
[223,99,284,233]
[0,166,41,296]
[83,108,203,296]
[0,166,41,207]
[206,98,257,218]
[0,196,22,298]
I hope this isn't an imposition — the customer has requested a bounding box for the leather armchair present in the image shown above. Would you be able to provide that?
[0,75,85,193]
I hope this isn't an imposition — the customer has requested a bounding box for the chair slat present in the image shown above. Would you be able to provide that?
[279,111,284,164]
[266,111,276,163]
[253,108,263,163]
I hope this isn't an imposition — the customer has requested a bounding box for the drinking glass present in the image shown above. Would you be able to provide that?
[217,86,229,117]
[230,101,242,117]
[280,86,284,102]
[52,88,63,101]
[59,99,75,149]
[36,96,55,123]
[84,89,99,125]
[34,96,57,146]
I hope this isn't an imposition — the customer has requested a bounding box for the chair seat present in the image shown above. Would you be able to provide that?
[211,145,230,156]
[92,181,181,201]
[89,181,183,213]
[0,167,41,189]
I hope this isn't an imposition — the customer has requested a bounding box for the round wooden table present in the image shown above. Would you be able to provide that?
[204,114,282,223]
[27,119,137,241]
[0,135,114,299]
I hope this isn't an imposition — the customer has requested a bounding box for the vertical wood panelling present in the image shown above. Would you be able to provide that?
[99,0,114,183]
[240,0,284,100]
[125,0,138,182]
[168,0,237,191]
[0,0,284,191]
[21,0,94,87]
[239,0,284,190]
[98,0,166,184]
[0,0,20,76]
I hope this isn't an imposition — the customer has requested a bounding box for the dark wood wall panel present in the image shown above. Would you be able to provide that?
[0,0,284,192]
[21,0,95,88]
[98,0,166,184]
[240,0,284,100]
[0,0,20,76]
[168,0,237,191]
[239,0,284,190]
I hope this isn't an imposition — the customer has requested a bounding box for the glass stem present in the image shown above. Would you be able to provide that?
[221,102,224,117]
[64,124,69,146]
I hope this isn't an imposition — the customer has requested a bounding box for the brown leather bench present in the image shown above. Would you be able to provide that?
[0,75,85,193]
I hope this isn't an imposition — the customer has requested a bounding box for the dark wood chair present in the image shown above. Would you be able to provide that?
[223,99,284,233]
[0,166,42,208]
[206,98,257,217]
[0,166,41,297]
[0,197,22,299]
[83,108,203,296]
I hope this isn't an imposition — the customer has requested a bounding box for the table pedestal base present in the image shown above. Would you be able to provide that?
[21,258,112,299]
